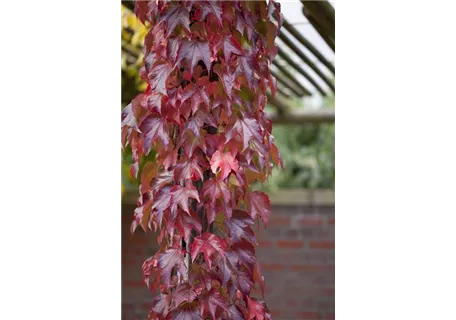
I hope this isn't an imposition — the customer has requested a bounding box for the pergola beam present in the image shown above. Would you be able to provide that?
[282,18,335,74]
[276,49,327,96]
[272,60,312,96]
[278,31,335,92]
[300,0,335,52]
[269,108,335,124]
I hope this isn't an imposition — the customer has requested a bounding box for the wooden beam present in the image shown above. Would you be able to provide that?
[279,31,335,92]
[282,18,335,74]
[301,0,335,52]
[270,70,309,97]
[276,49,327,96]
[269,108,335,125]
[272,60,312,96]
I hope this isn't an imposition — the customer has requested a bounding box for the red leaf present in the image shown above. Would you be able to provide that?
[237,55,255,89]
[210,150,239,180]
[147,62,173,95]
[145,92,164,114]
[224,210,256,244]
[246,191,271,226]
[152,188,172,219]
[229,304,246,320]
[183,110,216,138]
[140,161,158,194]
[225,115,262,151]
[140,115,170,150]
[246,296,270,320]
[142,255,159,289]
[158,248,187,286]
[174,209,202,243]
[199,1,223,26]
[167,38,181,65]
[270,141,283,169]
[150,293,171,318]
[151,169,174,195]
[191,233,227,269]
[201,178,230,224]
[179,130,206,158]
[170,303,202,320]
[174,158,204,182]
[214,66,237,99]
[134,0,158,24]
[178,40,212,75]
[170,182,200,216]
[223,36,243,63]
[160,5,191,37]
[230,239,256,268]
[253,261,265,298]
[172,283,197,308]
[200,288,230,320]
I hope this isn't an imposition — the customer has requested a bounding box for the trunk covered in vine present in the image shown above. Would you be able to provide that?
[121,1,283,319]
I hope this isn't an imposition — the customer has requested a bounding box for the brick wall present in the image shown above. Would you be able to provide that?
[122,202,335,320]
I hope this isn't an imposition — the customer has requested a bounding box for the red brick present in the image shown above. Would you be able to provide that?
[140,303,151,310]
[261,263,285,271]
[298,217,324,226]
[270,310,282,318]
[122,303,134,310]
[328,217,335,225]
[292,265,334,272]
[277,240,304,249]
[298,311,319,319]
[269,216,290,226]
[310,241,335,249]
[322,288,335,296]
[124,280,145,287]
[258,240,272,248]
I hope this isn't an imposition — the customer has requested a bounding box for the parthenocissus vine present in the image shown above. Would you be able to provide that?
[121,1,283,319]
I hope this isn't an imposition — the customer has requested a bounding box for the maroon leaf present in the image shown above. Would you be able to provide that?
[178,40,212,75]
[135,0,158,24]
[200,288,230,320]
[246,296,270,320]
[253,261,265,298]
[167,38,181,65]
[225,116,262,151]
[174,209,202,243]
[140,114,170,151]
[151,293,171,317]
[230,239,256,268]
[199,1,223,26]
[160,5,191,37]
[210,150,239,180]
[173,283,197,307]
[183,110,216,138]
[158,248,187,286]
[145,92,164,114]
[147,62,173,95]
[224,210,256,244]
[246,191,271,226]
[151,169,174,195]
[191,233,227,269]
[201,178,230,223]
[237,55,255,89]
[223,36,243,63]
[174,158,204,182]
[170,182,200,215]
[170,303,202,320]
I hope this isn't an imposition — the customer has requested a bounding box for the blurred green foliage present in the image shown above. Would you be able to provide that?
[259,96,335,192]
